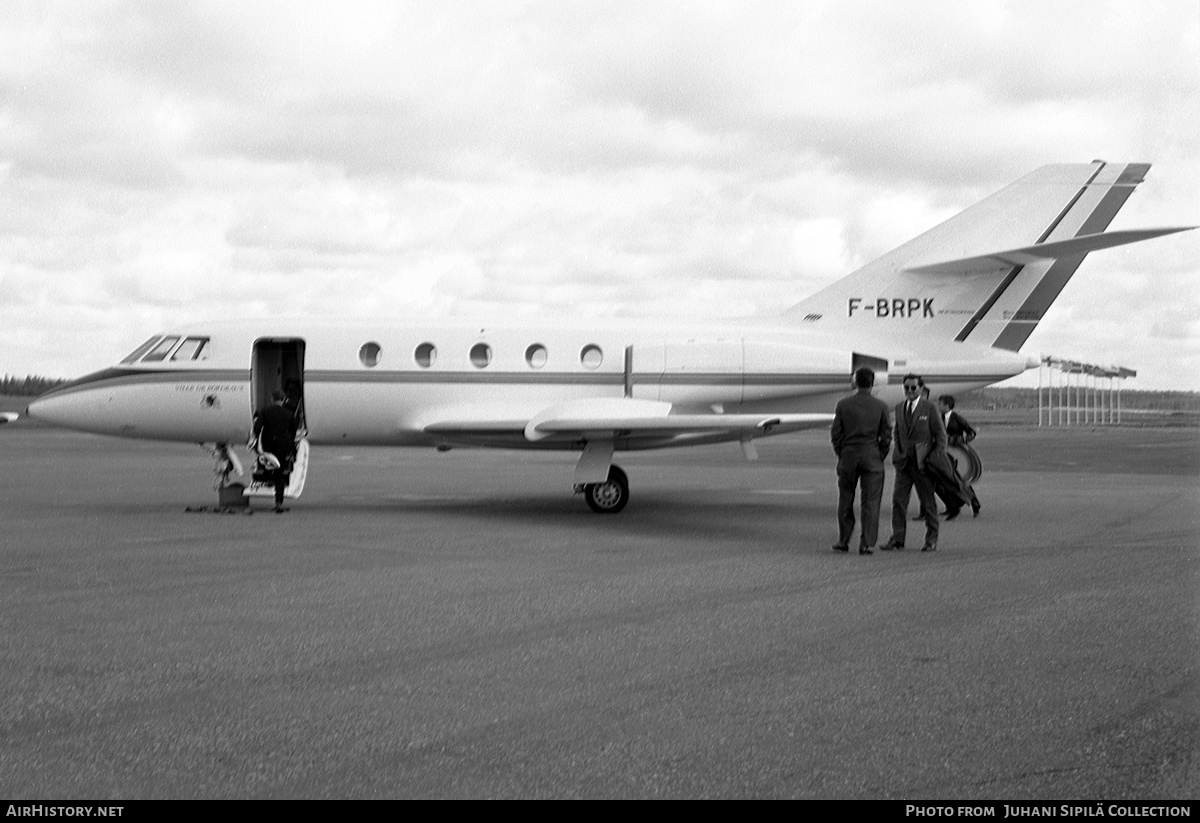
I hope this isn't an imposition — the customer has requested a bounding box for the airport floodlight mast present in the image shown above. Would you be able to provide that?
[1037,356,1137,426]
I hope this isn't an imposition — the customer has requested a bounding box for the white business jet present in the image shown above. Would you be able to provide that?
[26,162,1192,512]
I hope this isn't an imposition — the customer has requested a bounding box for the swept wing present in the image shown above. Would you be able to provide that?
[423,397,832,447]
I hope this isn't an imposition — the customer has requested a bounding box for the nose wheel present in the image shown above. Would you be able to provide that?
[583,465,629,514]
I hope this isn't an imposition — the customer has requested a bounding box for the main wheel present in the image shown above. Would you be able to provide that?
[584,465,629,514]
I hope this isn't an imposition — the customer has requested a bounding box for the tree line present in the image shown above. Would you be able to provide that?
[0,375,67,396]
[958,387,1200,412]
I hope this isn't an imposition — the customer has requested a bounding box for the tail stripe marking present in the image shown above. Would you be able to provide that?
[989,173,1139,351]
[953,162,1106,343]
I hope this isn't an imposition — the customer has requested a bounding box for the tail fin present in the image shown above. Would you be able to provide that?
[787,162,1191,351]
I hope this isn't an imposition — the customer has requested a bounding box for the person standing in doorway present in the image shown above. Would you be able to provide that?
[830,367,892,555]
[254,390,298,513]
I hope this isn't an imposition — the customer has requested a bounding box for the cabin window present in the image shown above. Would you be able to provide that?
[172,337,209,361]
[141,336,181,362]
[580,344,603,370]
[525,344,548,369]
[121,337,161,364]
[359,342,382,368]
[470,343,492,368]
[414,342,436,368]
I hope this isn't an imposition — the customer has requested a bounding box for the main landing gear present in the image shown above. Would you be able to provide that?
[579,465,629,514]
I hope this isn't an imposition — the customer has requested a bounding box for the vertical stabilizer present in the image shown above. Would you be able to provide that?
[787,162,1155,350]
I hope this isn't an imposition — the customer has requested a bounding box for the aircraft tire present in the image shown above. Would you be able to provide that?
[584,465,629,514]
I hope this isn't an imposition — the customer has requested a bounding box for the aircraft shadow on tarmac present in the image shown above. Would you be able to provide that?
[255,488,813,543]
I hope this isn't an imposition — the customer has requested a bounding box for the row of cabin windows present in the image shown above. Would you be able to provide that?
[122,336,210,364]
[359,341,604,370]
[121,335,605,371]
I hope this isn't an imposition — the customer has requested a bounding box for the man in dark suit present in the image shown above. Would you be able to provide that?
[882,374,947,552]
[254,390,299,513]
[938,394,981,517]
[830,367,892,555]
[912,386,970,521]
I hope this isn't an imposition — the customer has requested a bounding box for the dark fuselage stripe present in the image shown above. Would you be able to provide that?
[307,370,853,387]
[41,366,1010,401]
[37,368,250,397]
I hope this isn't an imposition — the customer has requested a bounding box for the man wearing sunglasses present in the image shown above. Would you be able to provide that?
[882,374,947,552]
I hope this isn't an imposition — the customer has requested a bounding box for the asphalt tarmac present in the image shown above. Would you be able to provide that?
[1,425,1197,799]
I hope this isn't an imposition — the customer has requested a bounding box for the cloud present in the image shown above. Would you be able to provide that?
[0,1,1196,389]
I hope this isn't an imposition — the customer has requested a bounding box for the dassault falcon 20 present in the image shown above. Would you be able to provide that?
[26,162,1192,512]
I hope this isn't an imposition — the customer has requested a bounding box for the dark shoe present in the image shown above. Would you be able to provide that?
[832,543,849,553]
[944,507,961,521]
[880,540,904,551]
[971,500,981,517]
[921,543,937,552]
[274,505,290,513]
[859,546,873,555]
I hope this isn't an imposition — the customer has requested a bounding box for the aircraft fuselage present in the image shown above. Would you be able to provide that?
[27,316,1027,449]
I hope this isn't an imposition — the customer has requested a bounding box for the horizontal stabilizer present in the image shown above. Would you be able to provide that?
[905,227,1194,275]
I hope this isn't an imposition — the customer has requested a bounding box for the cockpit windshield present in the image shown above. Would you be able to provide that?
[171,337,208,361]
[120,337,162,364]
[141,337,181,362]
[119,335,211,364]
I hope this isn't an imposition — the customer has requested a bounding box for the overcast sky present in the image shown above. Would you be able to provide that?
[1,1,1197,390]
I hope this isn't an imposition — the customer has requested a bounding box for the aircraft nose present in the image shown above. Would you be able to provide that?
[22,367,130,434]
[25,393,67,427]
[25,388,104,432]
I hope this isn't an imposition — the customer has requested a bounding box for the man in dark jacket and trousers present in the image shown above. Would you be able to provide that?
[830,367,892,555]
[254,390,298,513]
[939,394,981,516]
[883,374,947,552]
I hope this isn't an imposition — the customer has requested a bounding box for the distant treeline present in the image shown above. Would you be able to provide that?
[0,375,67,396]
[957,387,1200,412]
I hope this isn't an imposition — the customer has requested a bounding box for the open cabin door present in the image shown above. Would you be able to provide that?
[247,339,309,499]
[251,339,306,424]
